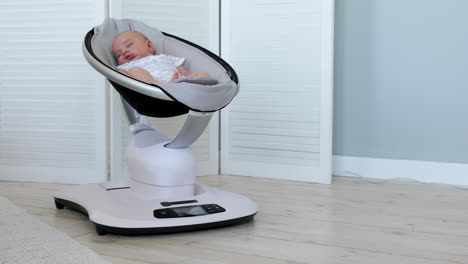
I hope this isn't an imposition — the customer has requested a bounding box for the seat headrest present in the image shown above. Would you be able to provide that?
[91,18,165,67]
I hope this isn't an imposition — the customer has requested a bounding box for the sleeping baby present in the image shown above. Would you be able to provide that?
[112,31,210,84]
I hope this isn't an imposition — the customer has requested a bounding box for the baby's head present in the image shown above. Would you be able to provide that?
[112,31,155,65]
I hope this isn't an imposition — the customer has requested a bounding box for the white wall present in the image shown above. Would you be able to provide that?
[333,0,468,186]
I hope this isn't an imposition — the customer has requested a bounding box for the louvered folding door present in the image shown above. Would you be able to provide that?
[0,0,107,183]
[220,0,334,183]
[109,0,220,179]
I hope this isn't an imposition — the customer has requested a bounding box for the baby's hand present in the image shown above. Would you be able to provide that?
[169,72,180,83]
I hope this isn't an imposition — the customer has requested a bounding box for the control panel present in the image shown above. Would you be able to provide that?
[154,204,226,219]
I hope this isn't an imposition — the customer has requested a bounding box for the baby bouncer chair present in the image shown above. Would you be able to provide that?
[54,18,257,235]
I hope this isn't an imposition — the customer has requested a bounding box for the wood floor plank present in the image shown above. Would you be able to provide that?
[2,175,468,264]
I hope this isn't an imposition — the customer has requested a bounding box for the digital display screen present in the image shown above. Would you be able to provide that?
[172,206,208,217]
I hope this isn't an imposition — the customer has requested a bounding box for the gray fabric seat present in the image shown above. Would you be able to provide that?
[83,18,239,117]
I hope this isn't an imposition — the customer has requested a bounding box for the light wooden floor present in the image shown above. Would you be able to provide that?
[1,175,468,264]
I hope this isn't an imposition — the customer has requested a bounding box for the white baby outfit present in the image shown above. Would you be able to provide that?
[117,54,185,83]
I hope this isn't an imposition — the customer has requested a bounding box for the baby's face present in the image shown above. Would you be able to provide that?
[112,31,154,65]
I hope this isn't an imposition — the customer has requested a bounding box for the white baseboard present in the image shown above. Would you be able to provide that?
[333,155,468,187]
